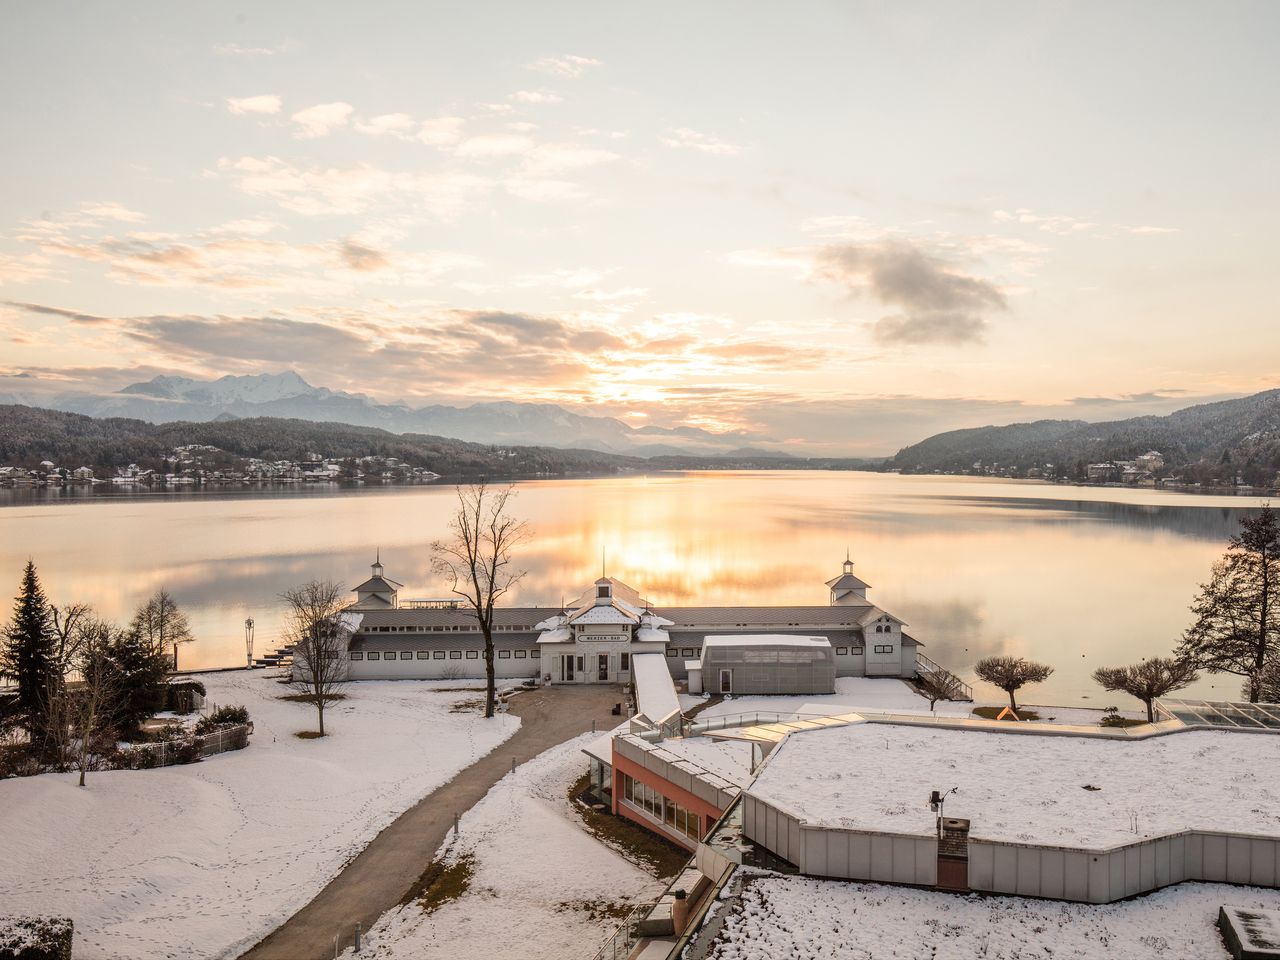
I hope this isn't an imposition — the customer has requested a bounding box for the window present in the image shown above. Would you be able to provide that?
[400,651,413,660]
[620,652,629,671]
[416,651,430,659]
[449,650,462,659]
[875,644,894,654]
[466,650,479,659]
[665,648,678,658]
[852,645,864,654]
[498,650,511,659]
[597,584,610,598]
[433,651,446,660]
[515,650,527,658]
[681,648,695,657]
[350,651,365,660]
[836,647,848,655]
[367,651,380,660]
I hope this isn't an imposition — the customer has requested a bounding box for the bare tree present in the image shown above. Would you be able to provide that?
[1178,505,1280,701]
[281,580,348,737]
[431,482,530,719]
[916,669,966,712]
[974,656,1054,714]
[1257,658,1280,704]
[130,590,196,671]
[1092,657,1199,723]
[46,618,122,787]
[50,602,92,676]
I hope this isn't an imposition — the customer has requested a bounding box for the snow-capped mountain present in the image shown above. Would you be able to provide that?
[21,371,770,456]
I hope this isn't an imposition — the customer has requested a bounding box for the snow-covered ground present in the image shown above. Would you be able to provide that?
[0,672,519,960]
[750,724,1280,846]
[705,873,1280,960]
[685,677,972,719]
[344,733,664,959]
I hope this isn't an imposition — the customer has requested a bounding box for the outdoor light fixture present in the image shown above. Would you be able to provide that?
[929,786,959,837]
[245,616,255,668]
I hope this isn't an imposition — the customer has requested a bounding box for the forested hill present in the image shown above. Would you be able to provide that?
[889,389,1280,484]
[0,404,642,477]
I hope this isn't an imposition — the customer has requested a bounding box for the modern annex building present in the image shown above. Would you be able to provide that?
[317,555,928,690]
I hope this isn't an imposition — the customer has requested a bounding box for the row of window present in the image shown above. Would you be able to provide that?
[873,624,895,633]
[873,644,895,654]
[619,772,702,841]
[366,624,531,633]
[351,649,540,661]
[664,645,870,658]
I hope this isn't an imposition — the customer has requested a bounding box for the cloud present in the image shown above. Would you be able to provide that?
[1127,225,1179,235]
[510,90,563,105]
[353,112,416,137]
[226,95,282,116]
[353,113,465,146]
[417,117,465,146]
[290,102,354,138]
[812,239,1006,346]
[218,156,488,218]
[454,134,535,159]
[661,127,741,156]
[522,143,619,176]
[3,301,111,324]
[528,55,601,78]
[212,41,296,57]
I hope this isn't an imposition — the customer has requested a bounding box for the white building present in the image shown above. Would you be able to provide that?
[308,555,926,686]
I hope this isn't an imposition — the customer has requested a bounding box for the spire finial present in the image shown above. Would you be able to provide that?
[602,546,606,579]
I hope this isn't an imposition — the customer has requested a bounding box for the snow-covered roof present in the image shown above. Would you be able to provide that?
[635,626,670,644]
[536,627,572,644]
[702,634,832,649]
[631,652,681,724]
[825,572,871,591]
[352,575,404,594]
[567,602,639,625]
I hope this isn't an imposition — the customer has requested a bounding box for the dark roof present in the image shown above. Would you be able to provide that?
[653,605,875,629]
[355,607,548,630]
[353,575,404,594]
[664,628,868,646]
[350,631,541,652]
[825,572,871,591]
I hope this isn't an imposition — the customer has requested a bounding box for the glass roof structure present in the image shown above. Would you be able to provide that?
[1157,698,1280,730]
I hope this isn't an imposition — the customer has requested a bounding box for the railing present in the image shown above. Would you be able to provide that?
[400,598,462,609]
[124,723,252,768]
[915,651,974,701]
[590,899,651,960]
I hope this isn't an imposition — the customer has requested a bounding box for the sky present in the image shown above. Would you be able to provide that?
[0,1,1277,455]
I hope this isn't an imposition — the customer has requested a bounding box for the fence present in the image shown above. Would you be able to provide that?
[589,900,650,960]
[124,723,252,769]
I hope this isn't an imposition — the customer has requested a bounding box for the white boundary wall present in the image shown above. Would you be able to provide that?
[743,791,1280,903]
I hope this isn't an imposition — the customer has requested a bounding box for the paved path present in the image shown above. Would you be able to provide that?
[239,684,624,960]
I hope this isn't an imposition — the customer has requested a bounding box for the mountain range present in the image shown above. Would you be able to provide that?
[890,388,1280,484]
[2,371,777,458]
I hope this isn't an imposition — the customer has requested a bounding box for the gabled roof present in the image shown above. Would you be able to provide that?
[566,602,640,625]
[353,575,404,594]
[825,572,871,591]
[653,605,874,628]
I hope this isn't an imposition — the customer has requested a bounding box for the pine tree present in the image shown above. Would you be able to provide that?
[104,628,171,736]
[2,561,59,746]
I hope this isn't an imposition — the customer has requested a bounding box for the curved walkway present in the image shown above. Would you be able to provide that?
[239,684,623,960]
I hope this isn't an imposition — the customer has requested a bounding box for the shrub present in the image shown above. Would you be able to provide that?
[176,736,203,765]
[195,705,249,734]
[0,916,74,960]
[165,679,206,714]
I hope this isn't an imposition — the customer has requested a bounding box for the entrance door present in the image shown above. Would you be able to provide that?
[598,653,609,681]
[719,669,732,693]
[562,654,575,682]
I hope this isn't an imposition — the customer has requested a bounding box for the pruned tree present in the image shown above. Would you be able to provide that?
[130,590,196,671]
[973,655,1054,714]
[1178,505,1279,701]
[2,561,59,751]
[1092,657,1199,723]
[282,580,348,737]
[916,669,966,712]
[431,482,530,719]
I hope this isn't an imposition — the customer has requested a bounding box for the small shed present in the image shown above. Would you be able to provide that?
[700,634,835,696]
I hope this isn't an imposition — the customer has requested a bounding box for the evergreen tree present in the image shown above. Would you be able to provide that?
[2,561,59,746]
[104,628,170,736]
[1179,505,1280,701]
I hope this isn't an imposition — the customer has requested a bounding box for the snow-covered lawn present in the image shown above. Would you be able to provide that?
[750,724,1280,846]
[686,677,972,719]
[345,733,664,959]
[706,873,1280,960]
[0,672,519,960]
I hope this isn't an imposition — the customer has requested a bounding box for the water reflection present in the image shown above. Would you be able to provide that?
[0,472,1266,706]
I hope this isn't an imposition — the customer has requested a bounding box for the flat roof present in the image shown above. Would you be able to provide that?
[702,634,832,649]
[750,724,1280,848]
[632,652,680,723]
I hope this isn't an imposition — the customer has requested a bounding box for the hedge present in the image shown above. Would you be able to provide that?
[0,916,73,960]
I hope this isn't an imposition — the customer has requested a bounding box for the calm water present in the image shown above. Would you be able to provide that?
[0,472,1268,707]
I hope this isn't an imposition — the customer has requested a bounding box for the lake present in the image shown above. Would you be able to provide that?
[0,472,1268,707]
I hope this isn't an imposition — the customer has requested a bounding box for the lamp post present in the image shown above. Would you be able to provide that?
[929,786,958,838]
[245,617,255,669]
